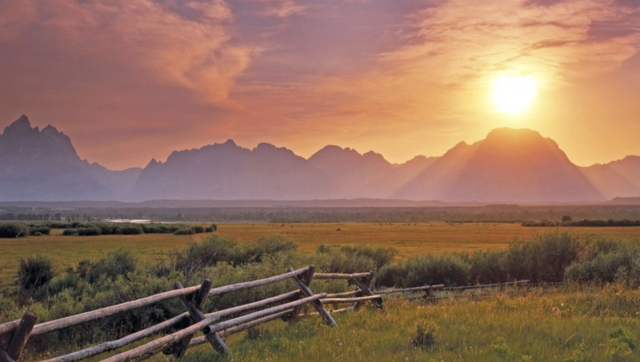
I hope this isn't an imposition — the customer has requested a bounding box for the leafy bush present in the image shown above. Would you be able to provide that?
[176,236,240,282]
[242,235,298,263]
[62,228,78,236]
[29,227,51,236]
[564,241,640,285]
[77,227,102,236]
[409,321,438,351]
[337,245,397,271]
[501,232,582,282]
[314,245,376,275]
[468,249,507,284]
[174,228,195,235]
[0,222,29,238]
[191,226,205,233]
[86,248,137,283]
[18,255,55,291]
[404,254,470,287]
[119,226,144,235]
[376,264,408,288]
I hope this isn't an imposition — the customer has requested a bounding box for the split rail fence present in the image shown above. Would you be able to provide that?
[0,265,528,362]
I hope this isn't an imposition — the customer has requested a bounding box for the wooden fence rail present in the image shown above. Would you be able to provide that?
[0,264,530,362]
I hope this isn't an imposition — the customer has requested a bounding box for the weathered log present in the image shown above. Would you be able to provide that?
[6,312,37,361]
[313,272,371,280]
[289,267,337,327]
[28,285,200,336]
[445,280,529,291]
[0,321,20,340]
[329,306,354,314]
[202,290,301,333]
[0,348,15,362]
[40,313,189,362]
[320,295,383,304]
[189,309,293,348]
[375,284,445,295]
[169,282,229,358]
[324,290,359,298]
[207,267,310,297]
[101,294,325,362]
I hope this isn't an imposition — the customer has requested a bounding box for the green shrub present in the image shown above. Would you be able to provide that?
[62,228,78,236]
[18,255,55,291]
[409,321,438,351]
[314,246,375,275]
[376,264,408,288]
[29,227,51,236]
[241,235,298,263]
[77,227,102,236]
[120,226,144,235]
[404,254,470,287]
[338,245,397,271]
[607,327,636,361]
[501,232,582,282]
[468,249,507,284]
[86,248,137,283]
[174,228,195,235]
[176,236,239,282]
[0,222,29,238]
[564,241,640,285]
[191,226,205,234]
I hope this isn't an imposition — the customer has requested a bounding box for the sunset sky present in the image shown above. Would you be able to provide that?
[1,0,639,170]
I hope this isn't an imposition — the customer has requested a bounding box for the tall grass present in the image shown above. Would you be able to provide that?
[181,286,640,362]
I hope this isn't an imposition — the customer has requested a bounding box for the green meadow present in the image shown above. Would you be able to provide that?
[155,285,640,362]
[3,222,640,361]
[2,222,640,286]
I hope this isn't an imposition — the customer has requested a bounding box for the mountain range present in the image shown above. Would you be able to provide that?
[1,115,640,203]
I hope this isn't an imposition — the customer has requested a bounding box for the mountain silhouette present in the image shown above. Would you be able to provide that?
[2,115,640,203]
[0,115,140,201]
[395,128,605,203]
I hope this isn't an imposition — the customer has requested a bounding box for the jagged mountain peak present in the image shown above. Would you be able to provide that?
[3,114,35,135]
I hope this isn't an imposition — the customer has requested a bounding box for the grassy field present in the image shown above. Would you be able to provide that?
[160,285,640,362]
[2,222,640,285]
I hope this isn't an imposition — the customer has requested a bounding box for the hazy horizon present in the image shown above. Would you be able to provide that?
[1,0,639,170]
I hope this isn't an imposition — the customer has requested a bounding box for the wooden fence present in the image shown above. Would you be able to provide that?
[0,266,527,362]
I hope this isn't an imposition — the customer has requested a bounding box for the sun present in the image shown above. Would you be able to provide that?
[492,75,537,114]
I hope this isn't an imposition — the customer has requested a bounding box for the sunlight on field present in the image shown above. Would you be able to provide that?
[2,223,640,286]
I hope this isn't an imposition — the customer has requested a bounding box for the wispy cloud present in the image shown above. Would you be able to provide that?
[0,0,256,102]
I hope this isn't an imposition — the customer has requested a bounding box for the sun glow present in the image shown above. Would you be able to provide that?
[492,76,537,114]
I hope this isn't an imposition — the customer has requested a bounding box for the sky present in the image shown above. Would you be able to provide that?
[0,0,639,170]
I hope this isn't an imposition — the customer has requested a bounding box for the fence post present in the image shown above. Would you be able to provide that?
[352,271,383,310]
[165,280,231,359]
[0,348,14,362]
[288,267,337,327]
[283,267,314,322]
[1,312,37,362]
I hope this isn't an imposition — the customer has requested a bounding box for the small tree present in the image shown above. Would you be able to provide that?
[562,215,573,223]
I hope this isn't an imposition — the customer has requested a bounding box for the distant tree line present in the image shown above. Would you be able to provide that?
[0,221,217,238]
[523,219,640,227]
[3,204,640,223]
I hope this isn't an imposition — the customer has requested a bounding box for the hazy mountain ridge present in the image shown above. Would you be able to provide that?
[2,115,640,203]
[0,115,140,201]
